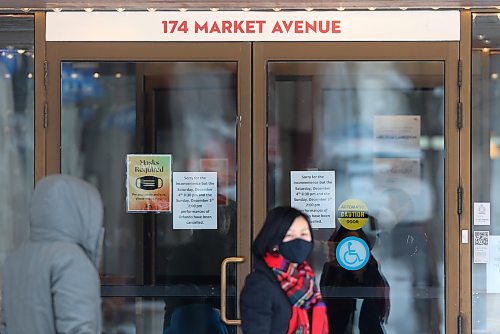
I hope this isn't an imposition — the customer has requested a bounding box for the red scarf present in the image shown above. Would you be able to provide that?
[264,253,329,334]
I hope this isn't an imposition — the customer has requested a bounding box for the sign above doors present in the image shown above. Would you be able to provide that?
[46,10,460,42]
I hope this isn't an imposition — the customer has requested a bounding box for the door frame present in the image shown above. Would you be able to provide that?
[252,41,461,333]
[44,41,252,324]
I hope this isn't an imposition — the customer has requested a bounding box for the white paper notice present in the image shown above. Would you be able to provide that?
[291,171,335,229]
[474,202,491,226]
[474,231,489,264]
[173,172,217,230]
[487,236,500,293]
[374,115,421,154]
[373,158,421,195]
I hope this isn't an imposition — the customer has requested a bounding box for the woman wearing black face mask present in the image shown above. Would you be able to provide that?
[240,206,329,334]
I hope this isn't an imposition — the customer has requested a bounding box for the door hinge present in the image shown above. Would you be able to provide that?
[457,186,463,216]
[458,314,464,334]
[457,101,463,130]
[43,103,48,128]
[236,115,242,128]
[458,60,463,88]
[43,61,48,89]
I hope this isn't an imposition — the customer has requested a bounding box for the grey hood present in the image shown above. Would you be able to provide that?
[29,174,104,267]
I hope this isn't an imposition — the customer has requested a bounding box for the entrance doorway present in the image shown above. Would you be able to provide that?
[44,41,460,333]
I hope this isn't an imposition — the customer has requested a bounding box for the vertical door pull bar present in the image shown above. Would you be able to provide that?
[220,256,245,325]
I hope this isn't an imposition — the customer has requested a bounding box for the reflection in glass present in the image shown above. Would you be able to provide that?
[0,15,34,324]
[61,62,237,333]
[267,61,445,333]
[472,13,500,334]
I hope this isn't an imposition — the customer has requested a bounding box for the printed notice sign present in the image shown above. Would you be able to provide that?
[291,171,335,229]
[126,154,171,212]
[173,172,217,230]
[487,236,500,293]
[374,116,421,154]
[374,158,421,195]
[200,158,228,206]
[474,231,490,264]
[474,202,491,226]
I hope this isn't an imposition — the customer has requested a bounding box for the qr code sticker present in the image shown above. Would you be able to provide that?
[474,231,489,246]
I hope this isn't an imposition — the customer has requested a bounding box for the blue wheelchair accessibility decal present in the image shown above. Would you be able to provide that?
[336,236,370,271]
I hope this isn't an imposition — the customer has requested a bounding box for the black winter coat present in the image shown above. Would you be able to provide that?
[240,258,292,334]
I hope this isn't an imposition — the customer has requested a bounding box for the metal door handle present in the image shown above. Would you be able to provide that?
[220,256,245,325]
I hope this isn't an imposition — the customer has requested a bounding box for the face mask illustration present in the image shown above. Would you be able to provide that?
[136,176,163,190]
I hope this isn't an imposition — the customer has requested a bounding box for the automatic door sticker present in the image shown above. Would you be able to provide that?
[136,176,163,190]
[338,199,368,230]
[336,236,370,271]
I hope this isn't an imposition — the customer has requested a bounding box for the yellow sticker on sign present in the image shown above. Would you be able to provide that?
[338,199,368,230]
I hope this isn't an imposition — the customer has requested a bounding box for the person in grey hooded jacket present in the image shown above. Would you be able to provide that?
[1,174,104,334]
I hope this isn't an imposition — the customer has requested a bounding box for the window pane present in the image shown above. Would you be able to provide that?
[61,61,238,333]
[472,13,500,334]
[0,15,34,321]
[268,61,445,334]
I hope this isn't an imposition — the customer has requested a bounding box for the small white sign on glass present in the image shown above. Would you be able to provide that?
[474,202,491,226]
[474,231,489,264]
[373,115,421,154]
[173,172,217,230]
[290,171,335,229]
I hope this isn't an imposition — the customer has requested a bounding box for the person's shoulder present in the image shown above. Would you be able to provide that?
[49,242,94,270]
[243,261,277,290]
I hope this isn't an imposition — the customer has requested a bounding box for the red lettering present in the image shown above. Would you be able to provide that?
[305,21,317,33]
[246,21,255,33]
[162,21,168,33]
[332,20,341,33]
[234,20,244,33]
[195,21,208,33]
[209,22,221,33]
[294,21,304,33]
[282,21,293,33]
[256,20,266,33]
[222,20,232,33]
[179,21,188,33]
[318,21,329,33]
[169,21,178,33]
[271,22,283,33]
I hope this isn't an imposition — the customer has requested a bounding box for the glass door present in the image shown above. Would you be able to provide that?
[253,42,460,334]
[45,42,251,334]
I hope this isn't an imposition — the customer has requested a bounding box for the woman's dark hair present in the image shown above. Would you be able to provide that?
[252,206,313,257]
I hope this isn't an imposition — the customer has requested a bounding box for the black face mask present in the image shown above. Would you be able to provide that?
[279,239,313,263]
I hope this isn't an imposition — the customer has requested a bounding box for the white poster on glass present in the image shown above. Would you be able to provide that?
[474,202,491,226]
[373,158,421,195]
[374,115,421,154]
[173,172,217,230]
[291,171,335,229]
[474,231,489,264]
